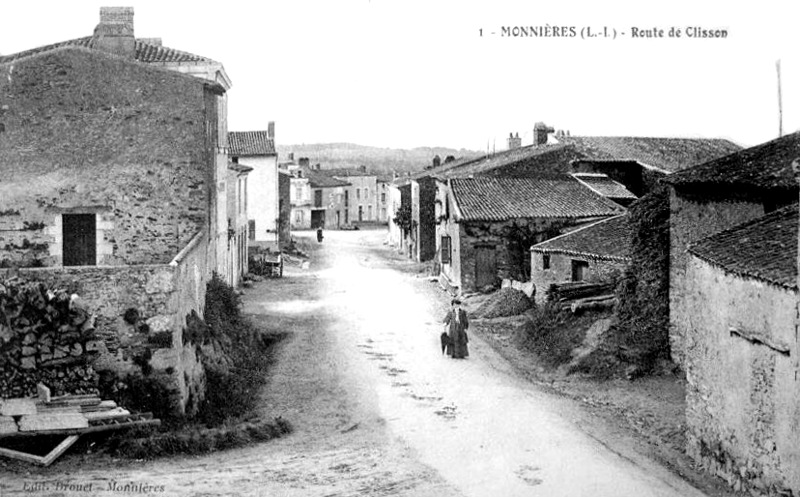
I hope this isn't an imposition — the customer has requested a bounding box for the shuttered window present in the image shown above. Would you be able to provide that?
[441,235,452,264]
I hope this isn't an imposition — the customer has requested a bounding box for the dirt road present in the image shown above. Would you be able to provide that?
[0,229,709,496]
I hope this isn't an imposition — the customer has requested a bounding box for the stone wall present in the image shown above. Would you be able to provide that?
[530,251,627,304]
[0,232,209,415]
[668,189,765,367]
[458,218,575,293]
[418,177,438,262]
[0,48,214,268]
[682,256,800,496]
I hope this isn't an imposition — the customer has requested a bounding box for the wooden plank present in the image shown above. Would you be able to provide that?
[0,399,37,416]
[0,414,157,439]
[83,408,130,421]
[18,413,88,432]
[41,435,81,467]
[0,445,46,465]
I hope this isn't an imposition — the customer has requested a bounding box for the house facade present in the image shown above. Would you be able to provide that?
[680,205,800,496]
[530,214,631,304]
[227,163,252,287]
[0,7,237,413]
[436,177,624,293]
[308,172,351,229]
[229,125,280,249]
[664,132,799,368]
[289,172,312,230]
[329,168,379,226]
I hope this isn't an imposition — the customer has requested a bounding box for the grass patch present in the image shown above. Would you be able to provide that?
[515,304,604,369]
[106,417,292,459]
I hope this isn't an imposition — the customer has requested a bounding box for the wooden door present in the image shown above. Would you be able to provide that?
[62,214,96,266]
[475,246,496,289]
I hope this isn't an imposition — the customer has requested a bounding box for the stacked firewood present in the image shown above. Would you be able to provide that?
[0,278,100,398]
[546,282,618,314]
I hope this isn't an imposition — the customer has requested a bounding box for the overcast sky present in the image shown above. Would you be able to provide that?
[2,0,798,151]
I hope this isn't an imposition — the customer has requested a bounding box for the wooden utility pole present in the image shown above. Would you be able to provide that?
[777,59,783,137]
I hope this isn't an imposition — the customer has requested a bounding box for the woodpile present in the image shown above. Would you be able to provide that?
[547,282,618,314]
[0,278,101,398]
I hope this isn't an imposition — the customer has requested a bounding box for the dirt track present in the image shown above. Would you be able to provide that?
[0,229,713,496]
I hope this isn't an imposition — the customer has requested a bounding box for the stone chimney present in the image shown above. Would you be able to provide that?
[534,122,555,146]
[268,121,275,141]
[359,165,367,172]
[507,132,522,150]
[299,157,310,168]
[432,155,441,168]
[139,37,162,46]
[444,155,455,164]
[94,7,136,58]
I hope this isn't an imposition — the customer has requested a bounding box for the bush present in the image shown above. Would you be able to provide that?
[517,303,603,368]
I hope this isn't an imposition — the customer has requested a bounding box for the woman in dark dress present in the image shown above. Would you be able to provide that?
[443,298,469,359]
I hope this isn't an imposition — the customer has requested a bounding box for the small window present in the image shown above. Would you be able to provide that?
[542,254,550,270]
[356,189,361,200]
[441,236,452,264]
[248,220,255,240]
[571,259,589,282]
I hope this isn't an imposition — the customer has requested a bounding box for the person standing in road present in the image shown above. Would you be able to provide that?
[443,298,469,359]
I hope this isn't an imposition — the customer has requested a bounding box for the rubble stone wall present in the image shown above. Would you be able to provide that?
[0,233,209,414]
[682,256,800,496]
[530,252,626,304]
[0,48,212,268]
[668,189,765,368]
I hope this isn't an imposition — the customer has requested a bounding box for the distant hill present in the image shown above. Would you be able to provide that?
[276,143,483,176]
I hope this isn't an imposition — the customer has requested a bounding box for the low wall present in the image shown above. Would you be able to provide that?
[0,232,208,415]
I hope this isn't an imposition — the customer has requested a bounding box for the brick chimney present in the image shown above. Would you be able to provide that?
[268,121,275,141]
[534,122,555,146]
[299,157,310,168]
[507,132,521,150]
[432,155,441,168]
[94,7,136,58]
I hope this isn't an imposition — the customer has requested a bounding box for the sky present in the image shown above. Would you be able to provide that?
[1,0,798,151]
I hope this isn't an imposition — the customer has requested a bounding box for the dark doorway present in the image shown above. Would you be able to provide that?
[475,245,496,289]
[311,210,325,229]
[358,205,364,222]
[571,259,589,281]
[63,214,96,266]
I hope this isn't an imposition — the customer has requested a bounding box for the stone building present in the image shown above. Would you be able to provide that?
[227,163,253,287]
[663,132,799,367]
[328,167,379,226]
[680,204,800,496]
[437,177,623,293]
[229,125,280,249]
[0,7,237,413]
[307,172,351,229]
[289,170,312,230]
[278,169,292,245]
[530,214,631,304]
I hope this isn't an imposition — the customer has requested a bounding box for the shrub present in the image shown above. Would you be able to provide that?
[517,303,603,368]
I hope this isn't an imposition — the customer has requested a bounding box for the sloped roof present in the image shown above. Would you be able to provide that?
[0,37,217,65]
[688,204,798,290]
[228,162,253,174]
[664,131,800,191]
[450,177,624,222]
[326,168,375,177]
[228,131,276,156]
[434,144,570,180]
[531,214,632,262]
[399,156,482,184]
[308,172,350,188]
[555,136,741,173]
[571,173,637,200]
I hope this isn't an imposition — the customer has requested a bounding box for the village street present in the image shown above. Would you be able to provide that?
[1,229,709,497]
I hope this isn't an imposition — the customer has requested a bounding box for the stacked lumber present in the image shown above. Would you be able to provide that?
[566,295,618,314]
[0,385,130,434]
[547,281,616,302]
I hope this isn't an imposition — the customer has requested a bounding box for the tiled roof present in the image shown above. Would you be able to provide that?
[228,131,277,156]
[435,144,570,180]
[688,204,798,290]
[308,172,350,188]
[326,168,375,177]
[571,173,637,200]
[400,156,482,183]
[555,136,742,173]
[0,37,217,65]
[664,131,800,191]
[228,162,253,174]
[531,214,632,262]
[450,177,624,222]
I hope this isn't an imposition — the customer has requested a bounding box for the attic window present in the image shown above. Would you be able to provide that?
[542,254,551,270]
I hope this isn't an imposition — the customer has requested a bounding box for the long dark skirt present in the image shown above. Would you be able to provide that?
[450,330,469,359]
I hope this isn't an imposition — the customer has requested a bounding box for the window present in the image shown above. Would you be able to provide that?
[542,254,550,270]
[356,189,361,200]
[368,205,373,220]
[314,190,323,208]
[62,214,96,266]
[345,190,349,207]
[441,236,451,264]
[381,192,386,203]
[248,220,255,240]
[445,194,450,219]
[571,260,589,282]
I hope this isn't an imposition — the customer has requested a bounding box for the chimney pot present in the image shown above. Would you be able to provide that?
[533,122,555,146]
[432,155,441,168]
[507,132,522,150]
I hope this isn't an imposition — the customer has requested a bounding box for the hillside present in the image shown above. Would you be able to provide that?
[276,143,482,175]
